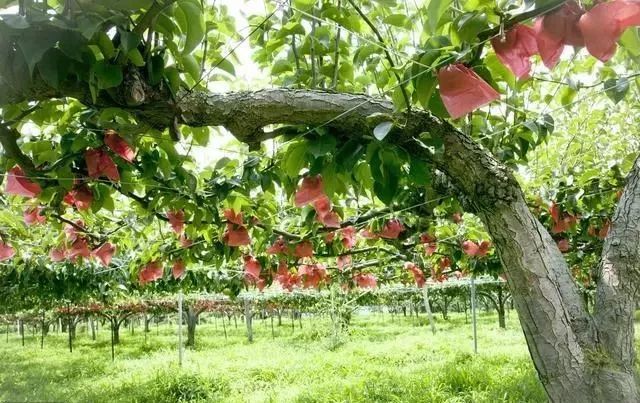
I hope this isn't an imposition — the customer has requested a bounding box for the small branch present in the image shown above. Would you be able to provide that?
[317,246,380,258]
[287,1,302,86]
[115,0,178,64]
[331,0,342,90]
[2,102,40,125]
[531,72,640,90]
[472,0,567,63]
[50,213,103,241]
[103,222,128,238]
[0,125,37,174]
[254,222,303,241]
[310,10,317,88]
[346,0,411,110]
[317,206,392,233]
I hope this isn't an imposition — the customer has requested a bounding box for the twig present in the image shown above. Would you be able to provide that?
[346,0,411,110]
[50,213,102,241]
[331,0,342,89]
[115,0,178,64]
[472,0,567,63]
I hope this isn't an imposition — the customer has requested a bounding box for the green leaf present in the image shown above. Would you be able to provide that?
[271,59,293,75]
[308,136,337,157]
[321,163,343,197]
[56,166,75,191]
[293,0,315,11]
[216,58,235,76]
[454,12,488,42]
[484,53,516,88]
[373,121,393,141]
[101,187,115,212]
[408,157,431,186]
[426,0,452,34]
[92,61,123,89]
[335,139,366,171]
[76,15,104,39]
[620,28,640,57]
[17,32,59,74]
[58,30,87,62]
[353,44,381,65]
[127,49,146,67]
[95,32,116,59]
[155,13,180,39]
[177,0,205,54]
[261,173,276,194]
[37,49,70,89]
[164,66,181,94]
[430,91,450,119]
[191,127,210,146]
[372,0,397,6]
[558,86,577,107]
[383,14,411,29]
[118,28,142,54]
[539,114,554,135]
[370,148,401,205]
[278,21,306,37]
[90,0,153,11]
[604,77,629,104]
[283,141,309,178]
[147,54,165,85]
[179,54,201,81]
[416,75,437,110]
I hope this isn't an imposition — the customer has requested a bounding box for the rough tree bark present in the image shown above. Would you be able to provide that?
[184,307,200,349]
[244,299,253,343]
[112,319,121,345]
[3,79,640,400]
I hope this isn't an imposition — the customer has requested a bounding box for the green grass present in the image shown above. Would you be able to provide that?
[0,311,547,402]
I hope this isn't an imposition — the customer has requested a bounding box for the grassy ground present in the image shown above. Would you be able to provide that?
[0,311,547,402]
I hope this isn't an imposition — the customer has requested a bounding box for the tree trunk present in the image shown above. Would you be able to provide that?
[418,109,640,400]
[185,308,198,349]
[17,319,24,344]
[441,296,449,320]
[112,320,121,345]
[144,314,151,333]
[90,317,96,340]
[471,159,640,400]
[40,312,45,349]
[497,302,506,329]
[69,320,76,340]
[244,299,253,343]
[497,288,506,329]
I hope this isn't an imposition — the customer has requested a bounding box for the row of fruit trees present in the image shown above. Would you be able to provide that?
[1,279,509,355]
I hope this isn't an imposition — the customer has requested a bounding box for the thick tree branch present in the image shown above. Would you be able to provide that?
[593,155,640,383]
